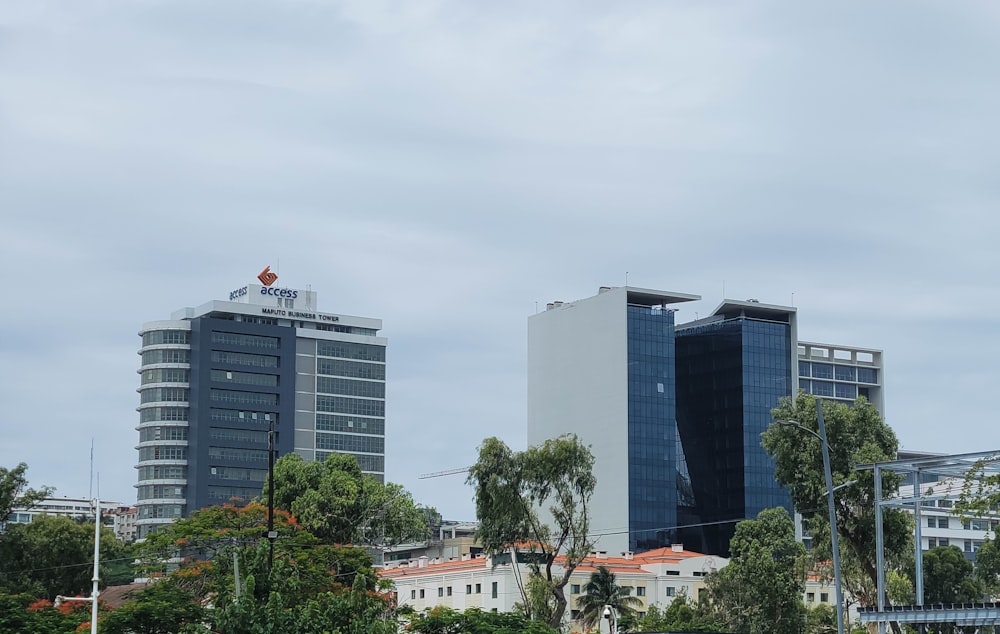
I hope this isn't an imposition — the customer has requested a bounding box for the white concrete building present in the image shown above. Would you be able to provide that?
[381,545,727,633]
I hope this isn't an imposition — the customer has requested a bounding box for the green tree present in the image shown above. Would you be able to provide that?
[467,434,596,629]
[804,603,835,634]
[0,593,99,634]
[0,515,124,599]
[0,463,52,529]
[975,537,1000,595]
[762,394,913,614]
[409,606,559,634]
[922,545,983,604]
[98,580,207,634]
[136,502,376,600]
[264,452,430,549]
[574,566,642,630]
[632,595,723,632]
[707,507,806,634]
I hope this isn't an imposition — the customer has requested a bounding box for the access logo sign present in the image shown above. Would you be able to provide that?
[258,266,278,286]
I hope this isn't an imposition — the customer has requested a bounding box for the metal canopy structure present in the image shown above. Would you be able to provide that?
[857,450,1000,633]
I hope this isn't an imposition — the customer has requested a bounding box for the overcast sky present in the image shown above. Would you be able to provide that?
[3,1,999,522]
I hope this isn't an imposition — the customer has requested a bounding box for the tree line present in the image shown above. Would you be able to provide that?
[5,393,1000,632]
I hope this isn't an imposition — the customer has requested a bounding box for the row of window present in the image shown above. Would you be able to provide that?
[210,389,278,406]
[138,465,187,480]
[142,368,190,384]
[137,504,183,519]
[210,408,275,424]
[208,447,268,463]
[317,376,385,399]
[139,426,189,442]
[927,516,1000,531]
[316,414,384,435]
[211,350,279,368]
[137,485,185,500]
[142,330,191,346]
[209,427,268,444]
[569,583,648,597]
[210,466,267,482]
[799,361,878,384]
[410,582,498,600]
[141,387,190,404]
[211,331,280,349]
[317,358,386,380]
[210,369,279,387]
[207,485,263,502]
[142,349,190,365]
[139,447,188,461]
[801,380,858,399]
[317,395,384,417]
[140,407,189,422]
[316,432,384,454]
[317,341,385,362]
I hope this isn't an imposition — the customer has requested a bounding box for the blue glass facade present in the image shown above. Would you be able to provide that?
[187,317,296,513]
[674,317,793,556]
[626,306,678,552]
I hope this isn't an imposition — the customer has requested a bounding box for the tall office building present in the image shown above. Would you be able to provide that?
[135,273,386,538]
[528,287,700,554]
[674,300,796,555]
[528,287,882,557]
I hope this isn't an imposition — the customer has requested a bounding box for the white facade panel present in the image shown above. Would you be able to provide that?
[528,287,630,555]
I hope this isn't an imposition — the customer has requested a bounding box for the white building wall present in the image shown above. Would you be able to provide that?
[528,288,630,555]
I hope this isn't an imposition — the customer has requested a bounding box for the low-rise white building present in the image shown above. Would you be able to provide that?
[4,496,123,530]
[381,545,727,633]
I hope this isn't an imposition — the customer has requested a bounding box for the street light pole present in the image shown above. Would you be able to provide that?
[816,400,846,634]
[56,497,101,634]
[777,398,845,634]
[267,417,276,572]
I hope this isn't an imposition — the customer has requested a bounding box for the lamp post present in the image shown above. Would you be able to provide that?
[56,497,101,634]
[776,399,845,634]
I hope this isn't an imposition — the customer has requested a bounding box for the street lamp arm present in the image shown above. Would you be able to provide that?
[774,420,825,445]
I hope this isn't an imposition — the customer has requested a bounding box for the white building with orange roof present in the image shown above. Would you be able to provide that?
[381,544,728,632]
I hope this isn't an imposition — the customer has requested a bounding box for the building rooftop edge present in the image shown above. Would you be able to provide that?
[712,298,796,318]
[624,286,701,305]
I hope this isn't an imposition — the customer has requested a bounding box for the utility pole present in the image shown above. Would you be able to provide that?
[267,417,276,572]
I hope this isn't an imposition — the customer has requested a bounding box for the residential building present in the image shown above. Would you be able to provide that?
[136,272,386,538]
[104,506,138,543]
[385,520,482,564]
[4,496,122,531]
[897,476,997,562]
[528,286,884,557]
[381,544,727,633]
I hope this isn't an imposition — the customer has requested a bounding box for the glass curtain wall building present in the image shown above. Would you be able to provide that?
[528,288,877,557]
[674,301,796,556]
[136,280,386,538]
[528,287,700,554]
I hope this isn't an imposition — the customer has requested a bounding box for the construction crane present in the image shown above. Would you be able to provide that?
[419,466,471,479]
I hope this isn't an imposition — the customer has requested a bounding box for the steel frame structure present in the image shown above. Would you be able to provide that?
[859,450,1000,633]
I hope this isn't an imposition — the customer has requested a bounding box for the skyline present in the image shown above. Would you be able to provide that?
[4,1,1000,524]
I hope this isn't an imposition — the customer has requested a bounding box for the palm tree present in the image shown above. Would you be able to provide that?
[576,565,643,630]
